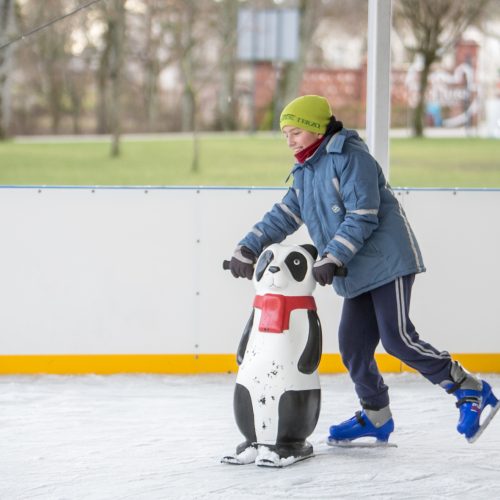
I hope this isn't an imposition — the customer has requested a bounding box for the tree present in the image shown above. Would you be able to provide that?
[127,0,172,132]
[96,6,111,134]
[214,0,239,131]
[252,0,323,130]
[25,0,74,134]
[252,0,368,130]
[280,0,322,109]
[0,0,16,139]
[108,0,126,157]
[95,0,126,155]
[162,0,220,170]
[65,52,92,135]
[394,0,491,137]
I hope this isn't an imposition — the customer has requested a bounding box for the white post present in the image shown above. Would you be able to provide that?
[366,0,392,178]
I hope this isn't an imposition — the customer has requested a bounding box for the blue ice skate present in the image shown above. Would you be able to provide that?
[326,410,396,448]
[447,380,500,443]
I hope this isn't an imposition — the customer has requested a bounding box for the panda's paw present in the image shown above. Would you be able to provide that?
[221,442,258,465]
[255,442,314,468]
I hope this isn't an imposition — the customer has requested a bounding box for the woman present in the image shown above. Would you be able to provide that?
[228,95,498,444]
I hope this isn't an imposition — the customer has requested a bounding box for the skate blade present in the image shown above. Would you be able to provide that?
[221,456,250,465]
[326,437,397,449]
[467,400,500,444]
[255,453,314,468]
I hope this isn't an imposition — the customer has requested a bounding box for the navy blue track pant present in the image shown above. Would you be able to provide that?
[338,274,452,410]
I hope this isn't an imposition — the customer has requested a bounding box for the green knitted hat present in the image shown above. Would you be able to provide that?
[280,95,332,134]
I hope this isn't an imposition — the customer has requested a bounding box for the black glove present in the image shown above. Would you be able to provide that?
[313,254,338,286]
[229,246,257,280]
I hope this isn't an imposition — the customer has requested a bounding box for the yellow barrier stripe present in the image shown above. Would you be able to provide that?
[0,353,499,375]
[0,355,214,375]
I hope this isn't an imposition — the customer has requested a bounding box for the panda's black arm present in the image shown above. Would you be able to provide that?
[298,310,322,374]
[236,310,255,365]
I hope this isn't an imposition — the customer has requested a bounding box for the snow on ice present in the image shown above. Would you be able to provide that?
[1,373,499,499]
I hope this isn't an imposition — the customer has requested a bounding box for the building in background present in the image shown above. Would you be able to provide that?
[242,39,482,131]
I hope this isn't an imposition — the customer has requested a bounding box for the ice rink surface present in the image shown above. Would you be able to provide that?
[1,373,499,500]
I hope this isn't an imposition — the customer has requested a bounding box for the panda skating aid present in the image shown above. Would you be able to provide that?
[222,243,325,468]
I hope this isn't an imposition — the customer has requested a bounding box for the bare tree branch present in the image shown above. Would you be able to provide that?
[394,0,491,136]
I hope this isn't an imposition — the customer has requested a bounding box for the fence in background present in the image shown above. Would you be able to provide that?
[0,186,499,374]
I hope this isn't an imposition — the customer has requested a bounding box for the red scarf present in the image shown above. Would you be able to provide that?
[253,294,317,333]
[294,136,324,164]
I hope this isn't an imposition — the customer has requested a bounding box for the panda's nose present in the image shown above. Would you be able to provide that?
[268,266,280,274]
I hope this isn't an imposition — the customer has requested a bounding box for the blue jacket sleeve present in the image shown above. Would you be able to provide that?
[324,150,381,265]
[239,188,303,256]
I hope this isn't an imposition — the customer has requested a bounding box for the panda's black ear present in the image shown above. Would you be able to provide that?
[300,244,318,261]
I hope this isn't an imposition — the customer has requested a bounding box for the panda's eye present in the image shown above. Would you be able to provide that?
[285,251,307,281]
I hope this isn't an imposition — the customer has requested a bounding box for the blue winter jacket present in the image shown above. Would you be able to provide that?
[239,128,426,298]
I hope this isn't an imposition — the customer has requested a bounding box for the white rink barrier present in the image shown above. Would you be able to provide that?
[0,186,499,374]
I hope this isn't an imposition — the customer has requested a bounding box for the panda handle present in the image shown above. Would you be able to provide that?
[223,259,347,276]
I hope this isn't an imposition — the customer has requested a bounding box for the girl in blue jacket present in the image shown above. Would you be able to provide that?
[229,95,498,445]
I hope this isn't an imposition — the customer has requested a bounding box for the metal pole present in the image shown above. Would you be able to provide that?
[366,0,392,178]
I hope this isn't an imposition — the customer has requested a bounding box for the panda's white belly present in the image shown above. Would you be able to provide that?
[236,308,320,444]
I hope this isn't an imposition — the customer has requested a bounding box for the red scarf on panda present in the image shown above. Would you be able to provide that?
[253,294,316,333]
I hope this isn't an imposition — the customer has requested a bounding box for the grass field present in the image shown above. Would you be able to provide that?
[0,134,499,188]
